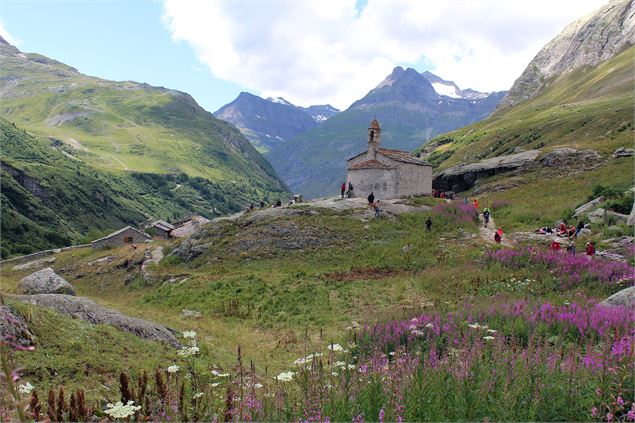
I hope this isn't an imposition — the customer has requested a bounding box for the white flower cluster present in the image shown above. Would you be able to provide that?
[167,364,180,373]
[183,331,197,339]
[178,346,200,357]
[104,400,141,419]
[327,343,344,352]
[293,352,323,366]
[192,392,204,399]
[483,336,495,341]
[18,382,34,395]
[211,370,230,377]
[275,371,295,382]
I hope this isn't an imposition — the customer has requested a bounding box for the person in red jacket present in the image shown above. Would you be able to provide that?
[585,242,596,256]
[440,191,445,199]
[550,239,561,252]
[473,198,479,210]
[341,182,346,199]
[494,232,502,243]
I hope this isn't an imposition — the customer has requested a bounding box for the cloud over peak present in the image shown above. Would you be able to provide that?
[162,0,606,109]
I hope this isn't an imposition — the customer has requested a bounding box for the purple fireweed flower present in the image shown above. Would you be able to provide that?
[378,408,384,423]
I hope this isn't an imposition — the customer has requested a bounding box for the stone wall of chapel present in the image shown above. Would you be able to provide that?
[395,162,433,197]
[347,168,399,200]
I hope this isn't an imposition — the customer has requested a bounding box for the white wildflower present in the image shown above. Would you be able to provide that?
[254,383,263,389]
[183,331,197,339]
[425,323,434,329]
[411,329,424,336]
[333,361,346,368]
[167,365,179,373]
[331,371,339,376]
[483,336,495,341]
[468,323,481,330]
[211,383,220,388]
[388,352,395,356]
[177,346,200,357]
[327,343,343,352]
[347,364,356,370]
[408,324,418,330]
[18,382,34,395]
[487,329,497,334]
[276,371,294,382]
[104,400,141,419]
[351,321,359,329]
[217,373,230,378]
[192,392,204,399]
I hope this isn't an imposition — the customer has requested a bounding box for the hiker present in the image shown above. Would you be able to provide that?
[550,238,561,252]
[567,224,576,238]
[494,232,502,244]
[260,201,265,208]
[425,217,432,231]
[558,221,567,235]
[373,200,382,218]
[440,191,445,199]
[275,199,282,207]
[432,189,437,198]
[249,202,255,211]
[575,221,585,236]
[473,199,479,210]
[131,243,137,251]
[367,191,375,205]
[464,197,468,205]
[483,209,490,227]
[496,228,503,238]
[566,241,576,255]
[341,182,346,199]
[347,182,354,198]
[585,241,595,257]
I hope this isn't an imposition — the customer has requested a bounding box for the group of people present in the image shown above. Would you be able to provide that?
[247,199,283,211]
[536,220,585,239]
[367,191,382,218]
[341,182,354,198]
[550,238,595,256]
[432,189,453,199]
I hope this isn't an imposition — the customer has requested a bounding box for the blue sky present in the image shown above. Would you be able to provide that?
[1,0,607,111]
[0,0,248,113]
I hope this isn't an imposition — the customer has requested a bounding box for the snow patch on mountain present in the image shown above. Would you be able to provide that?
[431,82,461,98]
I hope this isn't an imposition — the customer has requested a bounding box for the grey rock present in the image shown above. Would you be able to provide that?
[18,268,76,296]
[10,294,180,347]
[538,148,601,168]
[401,244,414,253]
[573,196,604,218]
[577,228,593,237]
[0,305,34,348]
[587,208,606,223]
[434,150,540,192]
[628,202,635,226]
[87,256,114,266]
[595,251,627,262]
[180,309,202,319]
[606,210,628,224]
[12,256,56,271]
[613,147,635,158]
[500,0,635,108]
[600,286,635,307]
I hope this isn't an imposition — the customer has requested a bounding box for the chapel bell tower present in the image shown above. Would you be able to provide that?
[367,118,381,160]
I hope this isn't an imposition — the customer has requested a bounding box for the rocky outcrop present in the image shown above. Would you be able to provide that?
[628,202,635,226]
[587,208,606,223]
[18,268,76,295]
[433,150,540,192]
[0,305,34,348]
[13,256,56,271]
[10,294,180,347]
[600,286,635,307]
[573,197,604,218]
[500,0,635,107]
[538,148,602,168]
[613,147,635,158]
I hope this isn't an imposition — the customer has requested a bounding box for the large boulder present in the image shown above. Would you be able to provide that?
[433,150,541,192]
[587,208,606,224]
[573,196,604,218]
[12,256,56,271]
[10,294,180,347]
[538,148,601,168]
[0,305,34,348]
[628,202,635,226]
[613,147,634,158]
[600,286,635,308]
[18,268,76,295]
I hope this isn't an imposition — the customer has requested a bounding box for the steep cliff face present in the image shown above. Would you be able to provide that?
[500,0,635,108]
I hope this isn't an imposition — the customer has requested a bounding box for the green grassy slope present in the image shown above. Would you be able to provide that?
[0,119,284,257]
[419,46,635,170]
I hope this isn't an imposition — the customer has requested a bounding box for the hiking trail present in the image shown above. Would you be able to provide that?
[479,214,513,246]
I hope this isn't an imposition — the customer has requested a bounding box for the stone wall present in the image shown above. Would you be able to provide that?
[348,168,399,200]
[396,162,433,197]
[92,228,149,249]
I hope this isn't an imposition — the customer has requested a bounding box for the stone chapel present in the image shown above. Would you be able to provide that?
[346,119,432,199]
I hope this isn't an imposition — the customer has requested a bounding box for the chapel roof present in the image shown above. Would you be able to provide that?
[378,148,430,166]
[348,159,395,170]
[369,118,381,129]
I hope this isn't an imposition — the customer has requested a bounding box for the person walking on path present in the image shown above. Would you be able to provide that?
[494,232,501,243]
[464,197,468,205]
[473,198,479,210]
[585,241,595,257]
[341,182,346,199]
[425,217,432,231]
[483,208,490,227]
[347,182,354,198]
[373,200,382,218]
[367,192,375,206]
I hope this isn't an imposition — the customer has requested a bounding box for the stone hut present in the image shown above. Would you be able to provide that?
[170,215,211,238]
[91,226,151,249]
[147,220,175,239]
[347,119,432,199]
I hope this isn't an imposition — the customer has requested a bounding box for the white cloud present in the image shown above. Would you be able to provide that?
[162,0,607,109]
[0,21,21,47]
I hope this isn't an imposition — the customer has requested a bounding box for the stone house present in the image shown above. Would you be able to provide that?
[146,220,175,239]
[347,119,432,199]
[91,226,151,249]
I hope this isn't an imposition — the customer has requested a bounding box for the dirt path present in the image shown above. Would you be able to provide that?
[479,214,513,246]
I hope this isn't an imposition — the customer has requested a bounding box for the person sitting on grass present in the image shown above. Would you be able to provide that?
[567,224,577,238]
[585,241,596,257]
[559,221,568,235]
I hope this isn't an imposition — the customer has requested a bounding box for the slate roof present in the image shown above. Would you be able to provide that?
[91,226,150,243]
[378,148,430,166]
[348,159,395,170]
[151,220,175,231]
